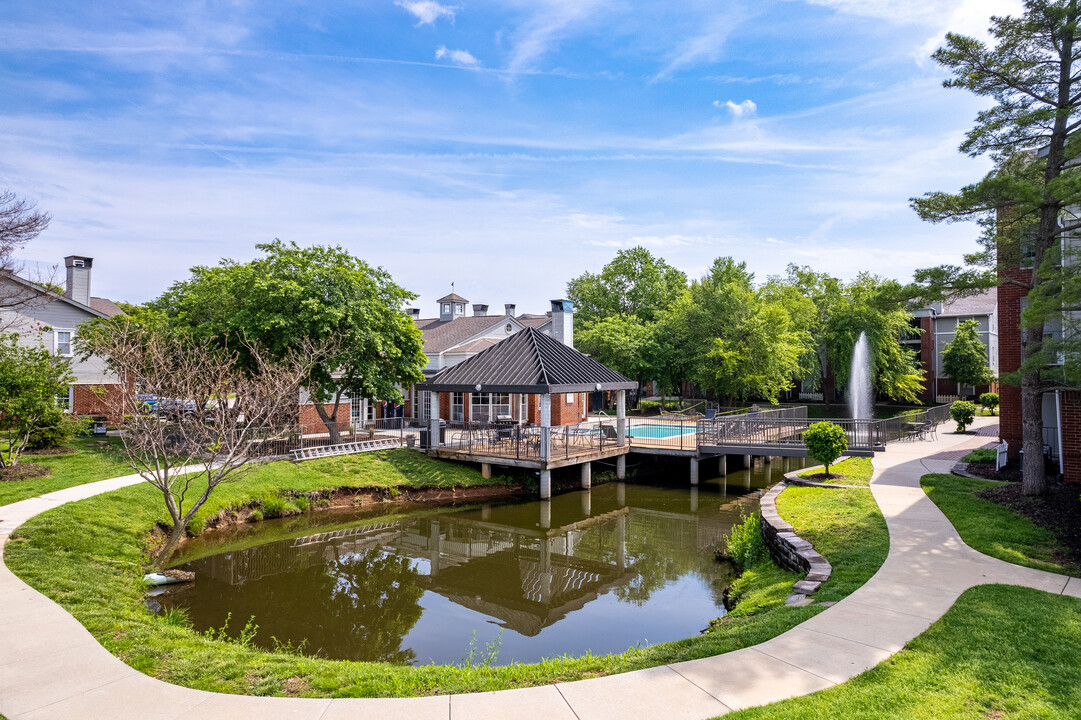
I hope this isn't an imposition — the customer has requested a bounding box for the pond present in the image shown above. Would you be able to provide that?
[153,456,808,666]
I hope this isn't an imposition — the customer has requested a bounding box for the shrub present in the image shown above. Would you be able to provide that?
[803,421,848,476]
[979,392,999,415]
[951,400,977,432]
[723,509,768,569]
[260,493,287,519]
[962,448,998,463]
[26,407,79,450]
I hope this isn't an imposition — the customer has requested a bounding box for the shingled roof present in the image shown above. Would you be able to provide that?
[418,327,637,394]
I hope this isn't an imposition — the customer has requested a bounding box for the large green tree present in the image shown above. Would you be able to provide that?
[780,266,924,405]
[911,0,1081,495]
[567,247,688,398]
[941,319,995,394]
[678,258,816,405]
[153,240,426,442]
[0,334,75,468]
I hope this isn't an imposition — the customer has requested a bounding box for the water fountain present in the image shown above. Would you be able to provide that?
[849,331,873,419]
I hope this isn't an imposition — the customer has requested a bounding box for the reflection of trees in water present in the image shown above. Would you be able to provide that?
[571,513,732,607]
[309,546,424,663]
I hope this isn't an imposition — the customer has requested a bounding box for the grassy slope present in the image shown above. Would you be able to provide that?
[5,455,888,698]
[727,585,1081,720]
[0,436,135,506]
[921,474,1080,576]
[797,457,873,487]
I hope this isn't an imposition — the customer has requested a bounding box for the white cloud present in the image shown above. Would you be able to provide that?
[395,1,456,26]
[653,9,747,80]
[504,0,609,74]
[435,45,479,66]
[715,99,757,119]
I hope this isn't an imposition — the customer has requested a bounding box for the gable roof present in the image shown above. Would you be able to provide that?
[0,271,111,320]
[940,288,997,317]
[418,327,637,394]
[417,315,511,354]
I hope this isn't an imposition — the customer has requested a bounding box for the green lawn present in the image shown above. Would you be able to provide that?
[726,585,1081,720]
[5,454,888,698]
[797,457,874,487]
[0,436,135,506]
[921,474,1079,576]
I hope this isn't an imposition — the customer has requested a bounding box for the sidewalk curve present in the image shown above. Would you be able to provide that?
[1,418,1077,720]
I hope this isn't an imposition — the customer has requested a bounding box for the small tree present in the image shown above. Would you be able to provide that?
[979,392,999,416]
[80,321,320,566]
[803,421,848,477]
[940,320,994,397]
[0,334,75,468]
[0,190,56,333]
[951,400,977,433]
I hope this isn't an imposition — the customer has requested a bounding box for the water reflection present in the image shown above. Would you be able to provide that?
[159,461,802,665]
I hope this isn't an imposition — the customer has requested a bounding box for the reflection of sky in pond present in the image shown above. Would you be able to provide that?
[158,460,807,665]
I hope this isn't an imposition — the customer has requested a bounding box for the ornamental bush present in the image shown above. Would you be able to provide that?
[26,406,79,450]
[722,508,768,569]
[803,421,848,477]
[979,392,999,416]
[951,400,977,433]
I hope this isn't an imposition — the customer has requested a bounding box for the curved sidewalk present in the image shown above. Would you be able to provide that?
[2,421,1080,720]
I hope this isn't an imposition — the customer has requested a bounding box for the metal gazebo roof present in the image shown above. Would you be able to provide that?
[416,327,638,394]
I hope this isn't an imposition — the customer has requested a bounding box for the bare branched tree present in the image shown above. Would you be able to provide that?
[0,190,56,333]
[81,320,319,566]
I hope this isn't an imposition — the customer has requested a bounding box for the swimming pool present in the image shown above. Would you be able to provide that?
[627,424,698,440]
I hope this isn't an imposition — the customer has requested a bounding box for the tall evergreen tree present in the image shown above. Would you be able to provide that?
[911,0,1081,495]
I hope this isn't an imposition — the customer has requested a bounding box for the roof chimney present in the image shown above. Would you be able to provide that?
[64,255,93,307]
[472,303,488,317]
[504,303,516,317]
[550,299,574,348]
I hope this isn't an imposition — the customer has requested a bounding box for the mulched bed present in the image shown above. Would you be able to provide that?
[964,461,1023,483]
[0,464,51,482]
[798,472,850,482]
[22,446,78,456]
[978,482,1081,565]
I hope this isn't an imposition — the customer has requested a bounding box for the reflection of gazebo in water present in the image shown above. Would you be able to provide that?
[417,327,638,499]
[419,510,637,637]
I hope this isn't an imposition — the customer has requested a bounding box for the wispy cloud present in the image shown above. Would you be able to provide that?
[436,45,479,66]
[653,9,748,80]
[703,73,803,85]
[395,1,456,26]
[504,0,609,74]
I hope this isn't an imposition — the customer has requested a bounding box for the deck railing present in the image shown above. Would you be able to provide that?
[440,420,623,461]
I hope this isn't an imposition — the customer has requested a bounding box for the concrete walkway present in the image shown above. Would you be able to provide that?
[2,419,1079,720]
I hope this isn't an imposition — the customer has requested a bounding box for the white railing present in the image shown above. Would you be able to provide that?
[996,440,1009,471]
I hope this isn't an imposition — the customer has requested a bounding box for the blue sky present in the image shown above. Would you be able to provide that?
[2,0,1021,315]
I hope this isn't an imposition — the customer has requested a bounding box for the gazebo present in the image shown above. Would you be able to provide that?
[416,327,638,498]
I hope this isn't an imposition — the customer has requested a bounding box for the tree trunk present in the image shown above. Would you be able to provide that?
[314,402,342,444]
[1020,371,1047,496]
[153,521,187,568]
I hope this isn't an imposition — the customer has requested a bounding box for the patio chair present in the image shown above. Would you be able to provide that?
[704,408,717,421]
[601,424,619,441]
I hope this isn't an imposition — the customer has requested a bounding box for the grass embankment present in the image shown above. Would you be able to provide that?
[797,457,873,487]
[727,584,1081,720]
[921,474,1080,576]
[0,437,134,506]
[6,454,888,698]
[729,473,1081,719]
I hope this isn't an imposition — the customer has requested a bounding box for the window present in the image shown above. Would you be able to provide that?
[451,392,464,422]
[470,392,511,423]
[55,330,74,357]
[442,304,450,314]
[566,393,574,404]
[419,391,433,420]
[505,322,513,333]
[56,387,73,412]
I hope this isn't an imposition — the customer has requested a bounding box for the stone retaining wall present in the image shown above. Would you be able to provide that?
[759,481,833,602]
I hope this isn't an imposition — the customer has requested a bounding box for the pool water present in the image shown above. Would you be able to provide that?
[626,424,697,439]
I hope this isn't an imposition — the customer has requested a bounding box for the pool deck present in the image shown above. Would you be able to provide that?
[2,417,1080,719]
